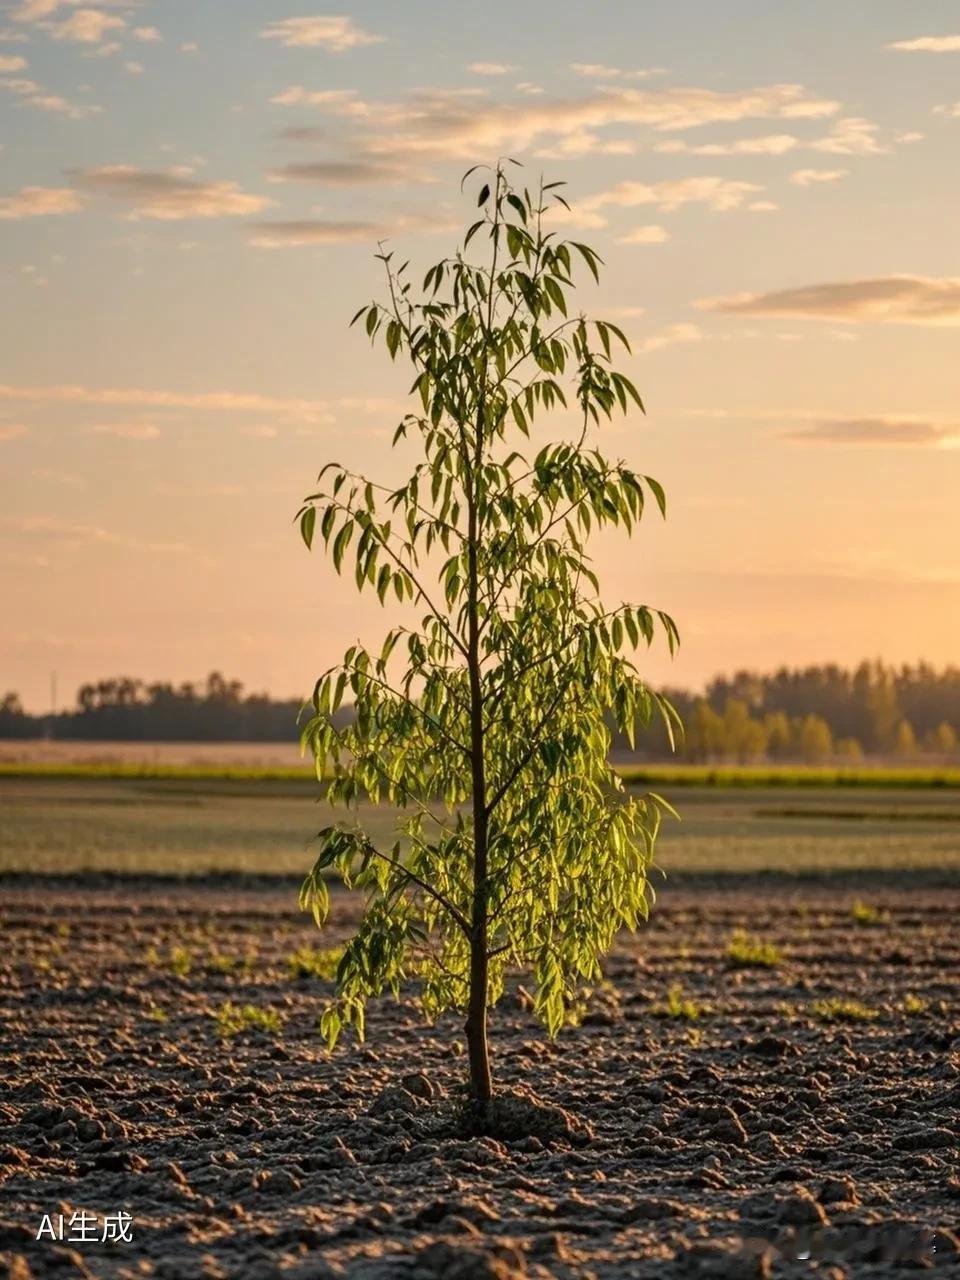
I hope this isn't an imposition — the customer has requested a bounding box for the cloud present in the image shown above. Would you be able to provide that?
[0,185,85,219]
[69,166,271,219]
[887,35,960,53]
[808,116,884,155]
[639,322,703,353]
[0,54,27,70]
[466,62,517,75]
[124,60,142,74]
[697,276,960,327]
[569,63,665,80]
[131,25,160,41]
[49,8,126,43]
[86,423,161,439]
[653,116,885,158]
[2,514,188,554]
[270,85,369,113]
[748,200,778,212]
[260,16,383,51]
[934,102,960,118]
[267,160,419,185]
[0,383,339,418]
[248,212,456,248]
[618,224,670,245]
[655,133,799,156]
[790,168,847,186]
[270,82,840,161]
[784,416,959,446]
[553,176,763,228]
[0,424,29,440]
[1,74,100,117]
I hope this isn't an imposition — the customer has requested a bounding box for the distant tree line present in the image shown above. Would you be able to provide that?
[1,661,957,761]
[0,673,314,742]
[636,660,959,762]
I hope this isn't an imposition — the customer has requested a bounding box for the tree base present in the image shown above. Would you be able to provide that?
[452,1084,594,1147]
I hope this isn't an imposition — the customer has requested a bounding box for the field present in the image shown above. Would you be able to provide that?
[1,773,959,882]
[1,752,958,1278]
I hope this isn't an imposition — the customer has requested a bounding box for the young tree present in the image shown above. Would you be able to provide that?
[297,162,680,1104]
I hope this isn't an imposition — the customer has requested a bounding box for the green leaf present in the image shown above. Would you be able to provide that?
[477,183,490,206]
[644,475,667,517]
[300,506,316,550]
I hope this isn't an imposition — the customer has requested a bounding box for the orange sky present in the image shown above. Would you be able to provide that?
[2,2,959,711]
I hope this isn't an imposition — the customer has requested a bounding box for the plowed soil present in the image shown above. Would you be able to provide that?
[1,879,958,1279]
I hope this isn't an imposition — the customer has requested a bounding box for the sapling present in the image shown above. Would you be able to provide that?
[297,161,680,1103]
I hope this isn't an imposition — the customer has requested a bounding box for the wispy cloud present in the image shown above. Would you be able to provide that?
[0,383,364,418]
[639,322,703,353]
[0,184,85,219]
[69,166,271,219]
[131,25,160,41]
[653,117,885,158]
[86,422,161,439]
[270,85,369,112]
[1,74,101,117]
[49,8,126,44]
[269,82,840,161]
[260,16,383,51]
[466,62,517,76]
[2,514,189,555]
[569,63,665,80]
[0,53,27,70]
[784,416,960,446]
[697,276,960,327]
[617,224,670,245]
[790,168,847,186]
[887,34,960,53]
[248,212,457,248]
[267,160,421,185]
[552,176,763,229]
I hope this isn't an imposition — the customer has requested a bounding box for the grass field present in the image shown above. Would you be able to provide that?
[2,773,958,880]
[3,759,960,789]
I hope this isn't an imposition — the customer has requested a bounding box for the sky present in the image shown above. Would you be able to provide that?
[1,0,959,713]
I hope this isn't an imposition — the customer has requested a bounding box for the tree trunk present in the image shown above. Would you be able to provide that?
[465,919,492,1102]
[466,617,492,1103]
[465,392,492,1103]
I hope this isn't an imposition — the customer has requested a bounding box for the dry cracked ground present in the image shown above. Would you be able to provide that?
[1,879,959,1279]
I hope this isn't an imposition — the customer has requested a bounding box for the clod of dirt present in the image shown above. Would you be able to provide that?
[452,1086,594,1147]
[777,1188,830,1226]
[819,1175,859,1205]
[679,1240,774,1278]
[413,1239,526,1279]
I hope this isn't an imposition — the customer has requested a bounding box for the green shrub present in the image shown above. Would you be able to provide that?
[726,929,782,970]
[214,1002,283,1038]
[651,984,703,1021]
[811,997,879,1023]
[287,944,344,981]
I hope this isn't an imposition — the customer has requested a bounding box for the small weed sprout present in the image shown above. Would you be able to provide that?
[902,993,929,1016]
[169,946,192,977]
[812,997,879,1024]
[851,900,890,928]
[651,983,703,1021]
[287,944,344,981]
[726,930,782,970]
[145,1007,168,1023]
[214,1002,283,1039]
